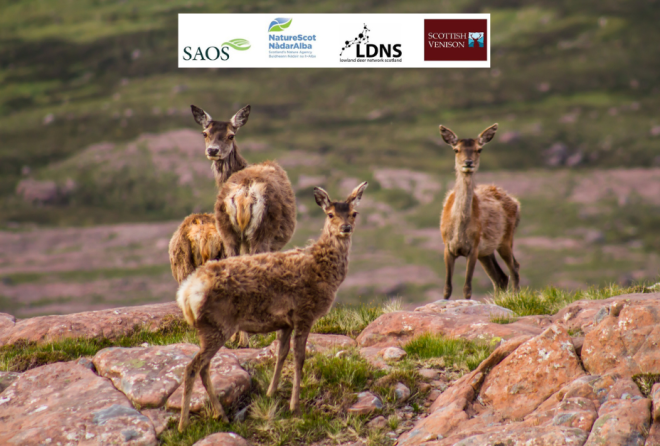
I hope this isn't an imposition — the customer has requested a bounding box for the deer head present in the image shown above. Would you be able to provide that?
[439,124,498,174]
[314,182,368,238]
[191,105,251,160]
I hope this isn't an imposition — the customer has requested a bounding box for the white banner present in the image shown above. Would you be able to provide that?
[179,14,490,68]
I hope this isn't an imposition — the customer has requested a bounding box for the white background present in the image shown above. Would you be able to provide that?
[179,14,490,68]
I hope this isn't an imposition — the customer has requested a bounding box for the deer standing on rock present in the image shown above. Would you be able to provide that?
[439,124,521,300]
[169,105,296,347]
[175,182,368,432]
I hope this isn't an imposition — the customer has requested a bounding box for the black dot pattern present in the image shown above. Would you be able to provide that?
[340,24,370,56]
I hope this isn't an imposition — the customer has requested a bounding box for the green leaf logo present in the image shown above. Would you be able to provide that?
[222,38,251,51]
[268,18,293,32]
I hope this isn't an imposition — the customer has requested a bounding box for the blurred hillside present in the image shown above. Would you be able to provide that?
[1,0,659,316]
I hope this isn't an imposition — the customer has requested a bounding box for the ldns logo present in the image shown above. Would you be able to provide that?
[182,39,251,61]
[339,24,402,61]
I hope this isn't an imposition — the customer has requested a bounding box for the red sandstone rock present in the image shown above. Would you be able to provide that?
[93,343,199,408]
[0,371,20,393]
[225,346,274,367]
[166,351,250,413]
[584,377,651,446]
[653,383,660,421]
[439,425,588,446]
[356,301,543,349]
[347,392,383,415]
[0,312,15,333]
[647,423,660,446]
[479,325,586,420]
[193,432,250,446]
[0,361,157,445]
[0,302,183,347]
[141,408,176,435]
[582,296,660,377]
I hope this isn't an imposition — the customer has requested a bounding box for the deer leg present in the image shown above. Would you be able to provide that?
[443,249,456,300]
[479,254,509,291]
[199,333,227,423]
[497,245,520,291]
[237,331,250,348]
[290,326,311,414]
[463,249,479,300]
[178,353,203,432]
[267,327,293,397]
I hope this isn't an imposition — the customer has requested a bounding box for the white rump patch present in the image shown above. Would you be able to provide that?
[176,272,208,325]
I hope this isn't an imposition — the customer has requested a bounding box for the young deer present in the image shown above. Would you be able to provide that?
[168,213,223,284]
[175,182,368,431]
[190,104,297,346]
[439,124,520,300]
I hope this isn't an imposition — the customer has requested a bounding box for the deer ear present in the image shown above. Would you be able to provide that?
[313,187,332,211]
[478,123,498,145]
[347,181,368,207]
[230,105,251,129]
[191,105,212,127]
[439,125,458,146]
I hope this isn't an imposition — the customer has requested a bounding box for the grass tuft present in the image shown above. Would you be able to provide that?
[0,316,197,372]
[490,314,519,324]
[403,333,493,371]
[632,373,660,398]
[490,283,654,317]
[312,300,398,337]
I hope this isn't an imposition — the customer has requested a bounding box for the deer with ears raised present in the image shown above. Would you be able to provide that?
[169,105,296,347]
[439,124,521,300]
[175,182,368,431]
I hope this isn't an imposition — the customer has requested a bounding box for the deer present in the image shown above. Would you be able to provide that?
[438,123,520,300]
[175,182,368,432]
[184,104,297,347]
[168,213,223,285]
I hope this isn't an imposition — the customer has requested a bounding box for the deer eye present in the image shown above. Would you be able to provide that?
[228,134,235,140]
[328,213,334,218]
[202,132,208,137]
[453,148,459,153]
[352,212,358,218]
[477,149,482,153]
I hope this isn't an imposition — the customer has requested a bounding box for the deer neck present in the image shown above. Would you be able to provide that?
[312,226,352,289]
[212,146,249,189]
[452,170,475,231]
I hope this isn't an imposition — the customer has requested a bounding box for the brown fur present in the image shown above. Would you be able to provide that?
[439,124,521,300]
[168,213,224,285]
[191,105,297,347]
[175,182,368,431]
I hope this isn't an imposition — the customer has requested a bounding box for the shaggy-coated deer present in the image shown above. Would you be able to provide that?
[169,213,223,284]
[189,104,297,347]
[175,182,368,431]
[439,124,520,300]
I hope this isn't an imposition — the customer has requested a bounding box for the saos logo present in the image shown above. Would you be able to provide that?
[182,38,251,61]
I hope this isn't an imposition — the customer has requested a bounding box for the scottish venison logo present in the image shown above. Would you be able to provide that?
[182,38,250,61]
[268,17,293,32]
[424,19,488,61]
[468,32,484,48]
[339,23,402,63]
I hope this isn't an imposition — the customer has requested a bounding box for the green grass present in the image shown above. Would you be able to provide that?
[632,373,660,398]
[403,333,494,372]
[490,314,519,324]
[159,348,418,446]
[312,300,402,338]
[0,316,197,372]
[490,283,655,316]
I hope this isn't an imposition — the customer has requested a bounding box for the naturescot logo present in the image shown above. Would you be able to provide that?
[182,38,251,61]
[267,17,317,59]
[424,19,487,61]
[268,17,293,32]
[339,23,402,63]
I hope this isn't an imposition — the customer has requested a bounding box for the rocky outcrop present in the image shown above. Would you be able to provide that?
[356,300,545,349]
[582,296,660,377]
[0,361,157,445]
[166,350,251,413]
[193,432,250,446]
[0,302,183,347]
[93,343,200,408]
